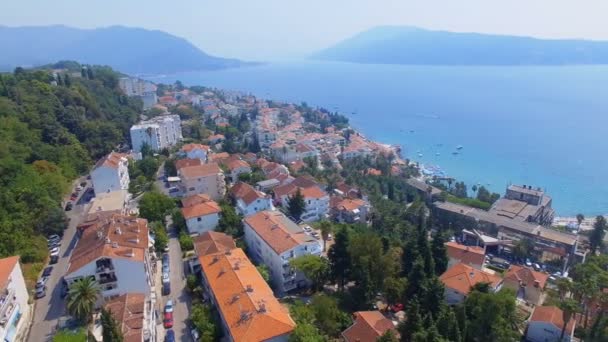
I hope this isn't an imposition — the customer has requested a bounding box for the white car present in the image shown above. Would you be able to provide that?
[47,234,60,242]
[50,247,60,256]
[165,299,174,313]
[162,273,170,283]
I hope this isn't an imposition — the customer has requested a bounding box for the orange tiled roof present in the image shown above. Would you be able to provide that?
[334,198,366,211]
[181,194,213,208]
[244,211,316,254]
[230,182,266,206]
[227,159,250,172]
[300,186,327,199]
[199,248,295,341]
[181,143,210,153]
[504,265,549,289]
[439,263,502,295]
[445,242,485,267]
[194,231,236,257]
[104,293,147,342]
[342,311,396,342]
[94,152,128,170]
[211,152,230,163]
[175,158,202,170]
[181,200,221,219]
[179,163,222,179]
[0,256,19,291]
[67,215,149,274]
[208,134,225,142]
[530,306,575,334]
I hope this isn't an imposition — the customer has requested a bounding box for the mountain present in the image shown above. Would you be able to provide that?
[0,25,248,74]
[313,26,608,65]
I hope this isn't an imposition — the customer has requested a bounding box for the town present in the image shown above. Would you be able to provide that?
[2,69,606,342]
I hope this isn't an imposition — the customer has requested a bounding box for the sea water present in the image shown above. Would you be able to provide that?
[146,61,608,216]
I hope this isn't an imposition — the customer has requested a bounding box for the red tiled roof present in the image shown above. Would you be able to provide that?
[175,158,202,170]
[342,311,396,342]
[181,200,221,219]
[0,256,19,291]
[94,152,128,170]
[504,265,549,289]
[439,263,502,295]
[530,306,575,334]
[179,163,222,179]
[445,242,485,267]
[193,231,236,257]
[181,143,210,153]
[243,211,316,254]
[230,182,266,206]
[104,293,147,342]
[181,194,213,208]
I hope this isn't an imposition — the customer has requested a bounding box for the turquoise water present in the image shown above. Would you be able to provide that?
[147,61,608,216]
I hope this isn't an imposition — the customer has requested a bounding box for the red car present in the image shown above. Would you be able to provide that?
[163,311,173,328]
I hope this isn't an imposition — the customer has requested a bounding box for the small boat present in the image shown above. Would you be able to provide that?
[418,153,423,157]
[409,130,415,133]
[435,153,440,156]
[456,145,463,150]
[452,151,459,155]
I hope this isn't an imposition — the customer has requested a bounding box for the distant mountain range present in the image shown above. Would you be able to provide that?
[0,25,249,74]
[313,26,608,65]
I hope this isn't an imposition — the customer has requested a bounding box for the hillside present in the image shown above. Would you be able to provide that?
[313,26,608,65]
[0,63,140,263]
[0,25,246,74]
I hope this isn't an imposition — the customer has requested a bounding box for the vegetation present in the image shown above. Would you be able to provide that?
[101,308,124,342]
[589,215,607,254]
[178,231,194,251]
[217,200,243,237]
[52,328,88,342]
[289,255,329,292]
[287,189,306,220]
[150,221,168,252]
[138,191,176,223]
[256,264,271,283]
[289,295,352,339]
[67,277,101,324]
[191,303,218,342]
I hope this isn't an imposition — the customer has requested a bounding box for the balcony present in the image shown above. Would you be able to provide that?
[96,259,115,274]
[0,288,16,326]
[98,272,117,285]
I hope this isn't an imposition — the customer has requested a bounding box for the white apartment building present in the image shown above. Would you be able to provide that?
[91,152,130,194]
[181,195,221,235]
[178,163,226,200]
[130,115,182,153]
[65,215,153,298]
[274,178,330,222]
[0,256,30,342]
[118,78,156,97]
[243,211,323,293]
[230,182,274,216]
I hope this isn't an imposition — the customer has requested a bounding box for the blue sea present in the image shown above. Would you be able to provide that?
[146,61,608,216]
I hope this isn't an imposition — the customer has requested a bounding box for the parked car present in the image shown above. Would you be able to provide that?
[525,259,532,267]
[163,311,174,328]
[64,202,73,211]
[50,255,59,265]
[76,185,83,192]
[533,263,541,271]
[35,286,47,299]
[165,329,175,342]
[164,299,174,313]
[162,273,170,283]
[42,266,53,277]
[36,277,49,290]
[49,247,60,255]
[189,323,200,341]
[80,181,87,187]
[162,253,169,264]
[47,234,60,242]
[162,262,170,274]
[162,282,171,296]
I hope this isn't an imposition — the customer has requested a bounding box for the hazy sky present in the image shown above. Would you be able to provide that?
[1,0,607,60]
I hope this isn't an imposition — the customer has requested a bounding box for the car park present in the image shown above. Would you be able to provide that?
[163,311,173,328]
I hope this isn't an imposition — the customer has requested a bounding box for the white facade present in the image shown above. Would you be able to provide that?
[526,322,571,342]
[130,115,182,152]
[119,78,156,97]
[279,193,330,222]
[91,155,130,194]
[185,213,220,235]
[236,197,273,217]
[0,259,29,342]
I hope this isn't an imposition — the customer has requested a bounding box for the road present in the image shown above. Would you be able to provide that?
[27,179,91,342]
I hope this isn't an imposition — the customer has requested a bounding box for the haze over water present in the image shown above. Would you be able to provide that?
[148,61,608,216]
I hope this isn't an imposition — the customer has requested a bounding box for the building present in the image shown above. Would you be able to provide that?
[230,182,273,217]
[226,159,252,183]
[243,211,323,293]
[445,242,485,270]
[208,134,225,145]
[178,163,226,200]
[193,231,237,257]
[180,143,210,162]
[104,293,156,342]
[181,195,221,235]
[273,177,329,222]
[119,77,156,97]
[0,256,30,342]
[503,265,548,305]
[66,215,152,298]
[490,184,555,226]
[406,178,442,202]
[175,158,202,171]
[342,311,397,342]
[526,306,575,342]
[87,190,131,218]
[130,115,182,153]
[439,263,502,305]
[199,246,295,341]
[329,196,370,224]
[91,152,130,194]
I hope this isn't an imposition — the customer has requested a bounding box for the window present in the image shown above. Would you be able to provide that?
[197,217,202,222]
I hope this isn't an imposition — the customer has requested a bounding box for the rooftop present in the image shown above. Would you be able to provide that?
[175,158,202,171]
[439,263,502,295]
[342,311,396,342]
[530,306,575,334]
[504,265,549,289]
[179,163,222,179]
[193,231,236,257]
[181,200,221,220]
[508,184,544,197]
[231,182,267,206]
[445,242,485,266]
[87,190,129,216]
[94,152,128,170]
[244,211,317,255]
[0,256,19,291]
[181,143,210,153]
[104,293,147,342]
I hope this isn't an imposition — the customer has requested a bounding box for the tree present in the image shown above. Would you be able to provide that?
[217,201,243,237]
[290,255,329,292]
[431,232,448,275]
[590,215,607,254]
[256,265,271,284]
[555,277,573,301]
[178,232,194,251]
[138,191,175,223]
[191,303,217,342]
[309,294,352,337]
[101,308,124,342]
[378,329,399,342]
[318,221,332,252]
[513,238,534,260]
[383,277,407,306]
[559,299,579,341]
[463,289,519,342]
[289,323,325,342]
[150,221,168,252]
[576,213,585,228]
[171,209,187,234]
[328,226,351,290]
[67,277,101,323]
[287,188,306,220]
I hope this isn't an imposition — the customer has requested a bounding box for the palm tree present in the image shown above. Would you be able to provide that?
[559,299,579,341]
[67,277,101,324]
[555,278,572,301]
[318,221,332,252]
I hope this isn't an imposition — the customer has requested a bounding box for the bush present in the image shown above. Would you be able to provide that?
[446,195,491,210]
[179,232,194,251]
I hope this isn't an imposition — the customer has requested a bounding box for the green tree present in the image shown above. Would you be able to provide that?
[513,238,534,260]
[378,329,399,342]
[101,308,124,342]
[431,232,448,275]
[289,323,325,342]
[559,298,579,341]
[67,277,100,324]
[287,188,306,220]
[191,303,217,342]
[138,191,175,223]
[318,221,332,252]
[328,227,351,291]
[310,294,352,337]
[150,221,168,252]
[256,264,271,283]
[171,209,187,233]
[590,215,607,254]
[463,289,519,342]
[290,255,329,292]
[179,232,194,251]
[217,201,243,237]
[383,277,407,306]
[576,213,585,228]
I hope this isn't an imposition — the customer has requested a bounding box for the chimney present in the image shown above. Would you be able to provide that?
[258,303,266,313]
[112,242,119,248]
[234,261,240,270]
[116,227,122,235]
[246,285,253,293]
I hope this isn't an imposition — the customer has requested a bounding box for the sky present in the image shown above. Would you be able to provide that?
[1,0,607,60]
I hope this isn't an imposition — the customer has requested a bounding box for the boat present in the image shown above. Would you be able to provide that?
[418,153,423,157]
[452,151,459,155]
[456,145,463,150]
[435,153,440,156]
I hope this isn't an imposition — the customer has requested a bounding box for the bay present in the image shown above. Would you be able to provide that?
[146,61,608,216]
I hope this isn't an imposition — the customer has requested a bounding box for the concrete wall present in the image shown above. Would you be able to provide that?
[0,262,30,342]
[236,198,273,217]
[186,213,219,235]
[91,165,129,194]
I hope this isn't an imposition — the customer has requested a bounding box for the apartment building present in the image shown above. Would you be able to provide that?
[130,115,182,153]
[180,143,210,162]
[243,211,322,293]
[230,182,273,217]
[439,263,502,305]
[91,152,130,194]
[273,177,329,222]
[178,163,226,200]
[181,194,221,235]
[0,256,29,342]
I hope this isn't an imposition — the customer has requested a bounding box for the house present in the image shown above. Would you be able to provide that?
[66,215,152,298]
[226,159,252,183]
[181,195,222,235]
[178,163,226,200]
[130,115,182,152]
[526,306,575,342]
[503,265,548,305]
[273,177,329,222]
[198,245,295,341]
[230,182,273,217]
[330,197,370,224]
[158,96,178,106]
[180,143,210,162]
[295,143,317,161]
[210,152,231,164]
[208,134,225,145]
[439,263,502,305]
[243,211,323,293]
[175,158,203,171]
[91,152,130,194]
[193,231,236,257]
[445,242,485,270]
[0,256,30,342]
[256,179,281,192]
[342,311,397,342]
[104,293,156,342]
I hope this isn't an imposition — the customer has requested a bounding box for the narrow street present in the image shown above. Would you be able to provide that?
[27,179,90,342]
